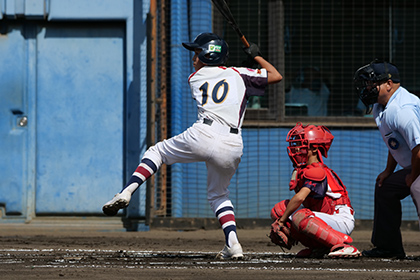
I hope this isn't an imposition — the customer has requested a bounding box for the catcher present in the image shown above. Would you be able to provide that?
[269,123,361,258]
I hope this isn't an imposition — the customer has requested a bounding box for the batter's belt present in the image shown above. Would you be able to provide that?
[203,118,239,134]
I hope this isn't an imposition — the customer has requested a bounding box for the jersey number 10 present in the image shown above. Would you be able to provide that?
[199,79,229,105]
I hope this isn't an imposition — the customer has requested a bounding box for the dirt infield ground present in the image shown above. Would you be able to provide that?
[0,217,419,280]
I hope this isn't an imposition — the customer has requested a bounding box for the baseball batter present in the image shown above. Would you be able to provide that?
[354,60,420,259]
[102,33,282,259]
[269,123,361,258]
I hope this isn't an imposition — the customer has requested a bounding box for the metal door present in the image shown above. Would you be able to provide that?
[34,22,125,214]
[0,24,28,217]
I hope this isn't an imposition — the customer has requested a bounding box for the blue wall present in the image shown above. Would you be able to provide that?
[180,127,417,220]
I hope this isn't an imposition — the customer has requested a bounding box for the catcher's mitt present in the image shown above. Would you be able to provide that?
[269,219,296,250]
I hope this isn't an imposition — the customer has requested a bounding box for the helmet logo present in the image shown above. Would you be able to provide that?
[208,44,222,53]
[388,138,399,150]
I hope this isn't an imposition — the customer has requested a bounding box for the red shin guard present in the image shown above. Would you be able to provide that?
[291,208,352,248]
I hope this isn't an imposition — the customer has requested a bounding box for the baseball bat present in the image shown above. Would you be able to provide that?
[211,0,250,48]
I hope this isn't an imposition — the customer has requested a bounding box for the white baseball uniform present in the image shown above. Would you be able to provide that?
[143,65,268,212]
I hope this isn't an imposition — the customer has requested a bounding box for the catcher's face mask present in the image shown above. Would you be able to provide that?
[286,124,309,167]
[286,123,334,167]
[353,60,400,113]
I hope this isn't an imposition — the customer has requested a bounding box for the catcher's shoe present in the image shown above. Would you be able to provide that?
[215,243,243,260]
[328,244,361,259]
[102,192,131,216]
[296,247,329,258]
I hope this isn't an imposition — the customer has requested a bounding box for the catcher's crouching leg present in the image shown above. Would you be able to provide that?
[291,208,361,258]
[291,208,353,247]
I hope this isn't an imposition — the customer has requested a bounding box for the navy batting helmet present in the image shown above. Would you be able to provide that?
[353,60,400,109]
[182,33,229,66]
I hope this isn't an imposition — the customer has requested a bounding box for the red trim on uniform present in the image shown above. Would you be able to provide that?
[218,214,235,226]
[135,166,152,178]
[188,71,197,82]
[230,67,241,74]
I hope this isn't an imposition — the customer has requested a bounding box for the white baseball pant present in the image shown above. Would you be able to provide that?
[142,120,243,213]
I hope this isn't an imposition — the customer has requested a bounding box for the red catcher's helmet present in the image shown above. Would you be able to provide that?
[286,122,334,167]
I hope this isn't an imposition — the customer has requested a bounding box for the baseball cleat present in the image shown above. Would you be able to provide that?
[296,247,329,258]
[102,192,131,216]
[328,244,362,259]
[361,247,405,259]
[215,243,244,260]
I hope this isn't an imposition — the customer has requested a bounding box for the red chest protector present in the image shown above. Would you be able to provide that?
[289,163,353,214]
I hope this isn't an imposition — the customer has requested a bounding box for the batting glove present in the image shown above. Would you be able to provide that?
[243,42,262,59]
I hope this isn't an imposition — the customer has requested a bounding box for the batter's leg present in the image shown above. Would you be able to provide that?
[206,153,242,259]
[206,160,238,247]
[215,201,239,247]
[214,200,243,260]
[102,156,160,216]
[103,126,205,216]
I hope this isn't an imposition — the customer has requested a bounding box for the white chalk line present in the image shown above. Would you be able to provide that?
[0,248,419,273]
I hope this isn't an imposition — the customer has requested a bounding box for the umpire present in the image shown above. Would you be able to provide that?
[354,60,420,259]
